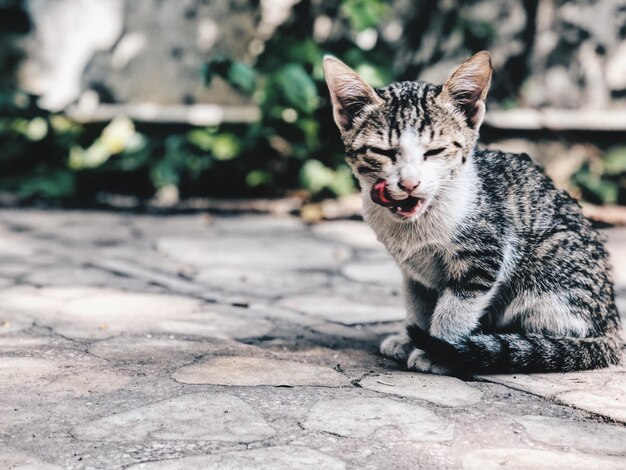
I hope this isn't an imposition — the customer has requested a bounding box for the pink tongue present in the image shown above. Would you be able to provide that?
[370,179,394,207]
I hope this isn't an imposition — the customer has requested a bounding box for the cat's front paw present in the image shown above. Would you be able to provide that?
[380,333,413,363]
[407,348,451,375]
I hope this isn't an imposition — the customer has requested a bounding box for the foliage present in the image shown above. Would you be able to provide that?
[572,147,626,206]
[0,91,78,198]
[194,0,395,199]
[0,0,396,202]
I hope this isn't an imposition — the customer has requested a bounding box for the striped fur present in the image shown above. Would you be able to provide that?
[323,52,623,374]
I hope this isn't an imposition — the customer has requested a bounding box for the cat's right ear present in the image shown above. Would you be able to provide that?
[439,51,492,128]
[323,56,382,132]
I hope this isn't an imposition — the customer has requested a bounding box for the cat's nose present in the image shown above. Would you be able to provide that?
[398,178,420,192]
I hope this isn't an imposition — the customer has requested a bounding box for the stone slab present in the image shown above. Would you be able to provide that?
[126,445,346,470]
[479,370,626,423]
[0,450,63,470]
[463,448,626,470]
[0,286,273,340]
[341,260,403,286]
[171,356,349,387]
[278,295,405,325]
[193,267,330,298]
[303,397,453,442]
[211,215,306,235]
[0,336,51,353]
[87,336,234,365]
[359,372,484,407]
[75,393,275,442]
[0,227,39,257]
[557,387,626,424]
[0,357,130,398]
[0,311,33,334]
[312,220,383,250]
[156,236,350,270]
[516,415,626,456]
[22,265,139,288]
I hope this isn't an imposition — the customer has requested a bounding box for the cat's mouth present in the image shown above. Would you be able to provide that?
[371,179,425,218]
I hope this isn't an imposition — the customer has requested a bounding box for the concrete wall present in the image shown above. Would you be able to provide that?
[7,0,626,119]
[15,0,265,113]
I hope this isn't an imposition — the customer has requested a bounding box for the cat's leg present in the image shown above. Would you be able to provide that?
[429,239,501,341]
[428,288,492,342]
[407,269,497,374]
[380,275,436,363]
[405,289,490,374]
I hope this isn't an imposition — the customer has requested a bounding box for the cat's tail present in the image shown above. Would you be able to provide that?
[406,325,623,373]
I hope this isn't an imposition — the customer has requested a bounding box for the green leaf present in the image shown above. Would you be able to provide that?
[204,57,257,95]
[24,117,48,141]
[186,154,212,178]
[187,129,241,160]
[300,160,335,193]
[115,148,151,172]
[603,147,626,175]
[463,19,497,40]
[296,117,321,151]
[341,0,389,31]
[500,97,519,111]
[355,63,389,88]
[329,165,356,196]
[187,129,215,151]
[274,64,319,113]
[210,133,241,160]
[573,168,619,204]
[19,169,75,198]
[150,159,181,188]
[246,169,272,187]
[283,39,324,78]
[203,56,230,85]
[100,116,141,155]
[227,61,257,95]
[68,142,111,170]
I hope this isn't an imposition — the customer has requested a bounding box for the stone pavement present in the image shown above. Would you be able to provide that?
[0,209,625,469]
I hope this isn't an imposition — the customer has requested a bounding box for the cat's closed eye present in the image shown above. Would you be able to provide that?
[423,148,446,159]
[369,147,398,160]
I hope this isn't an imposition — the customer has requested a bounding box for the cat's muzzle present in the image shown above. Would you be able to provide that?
[371,179,424,218]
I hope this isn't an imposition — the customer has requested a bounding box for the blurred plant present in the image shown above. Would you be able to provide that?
[200,0,394,199]
[0,0,397,202]
[68,117,146,170]
[572,147,626,206]
[0,90,79,198]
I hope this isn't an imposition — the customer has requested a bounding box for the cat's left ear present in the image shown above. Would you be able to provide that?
[323,56,383,132]
[439,51,492,128]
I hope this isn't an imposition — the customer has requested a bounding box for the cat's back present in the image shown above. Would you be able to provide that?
[473,148,554,200]
[472,149,590,232]
[472,148,611,288]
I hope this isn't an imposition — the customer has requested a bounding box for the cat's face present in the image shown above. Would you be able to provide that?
[324,52,492,221]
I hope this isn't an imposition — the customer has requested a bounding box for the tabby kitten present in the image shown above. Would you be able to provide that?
[323,51,622,374]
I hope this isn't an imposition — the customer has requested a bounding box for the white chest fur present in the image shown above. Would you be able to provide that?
[362,160,478,290]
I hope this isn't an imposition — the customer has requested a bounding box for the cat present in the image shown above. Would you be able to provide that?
[323,51,623,374]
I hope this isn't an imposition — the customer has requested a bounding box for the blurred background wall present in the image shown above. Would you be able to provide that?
[1,0,626,217]
[10,0,626,111]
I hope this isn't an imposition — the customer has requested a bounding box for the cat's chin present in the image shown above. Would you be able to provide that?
[389,197,426,221]
[370,195,427,222]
